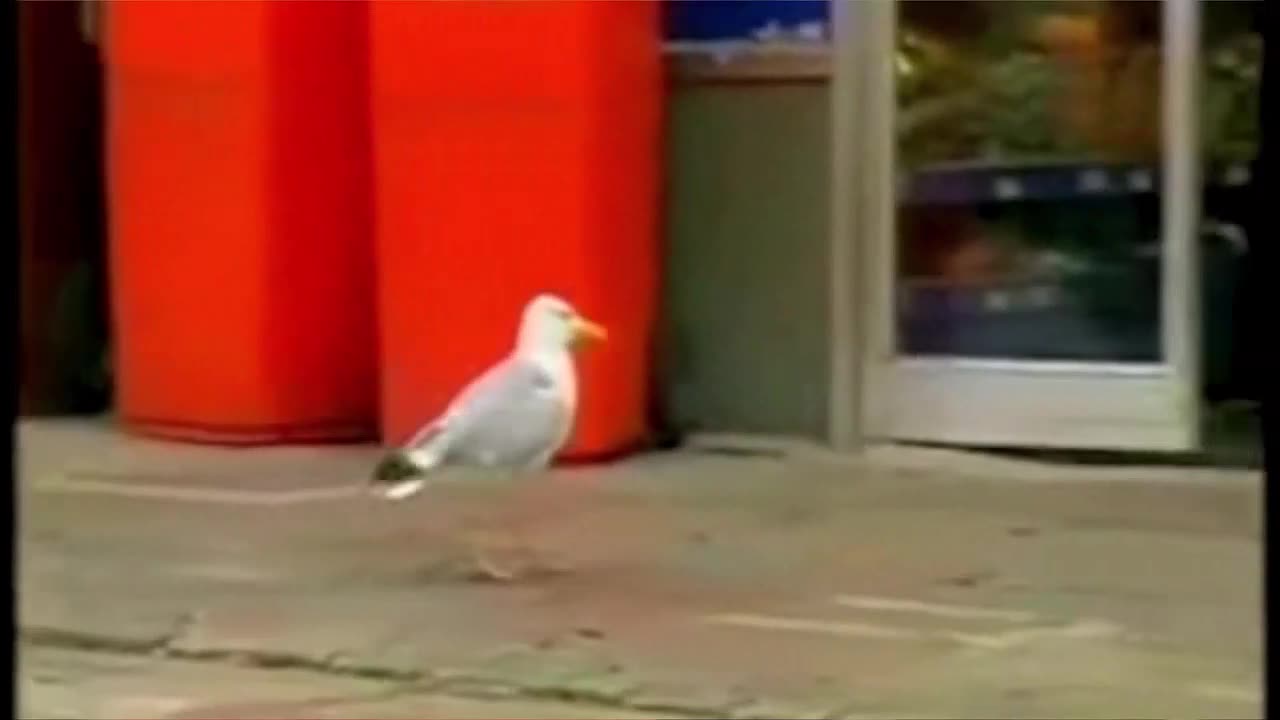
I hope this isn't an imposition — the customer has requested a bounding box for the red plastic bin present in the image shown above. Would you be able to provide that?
[105,1,377,444]
[370,0,662,459]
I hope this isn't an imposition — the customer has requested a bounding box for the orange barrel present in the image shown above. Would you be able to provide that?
[105,1,377,444]
[371,0,662,459]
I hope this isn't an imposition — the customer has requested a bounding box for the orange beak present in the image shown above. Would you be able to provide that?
[570,316,608,348]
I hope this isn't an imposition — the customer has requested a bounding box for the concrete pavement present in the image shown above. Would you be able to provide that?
[17,419,1264,719]
[21,646,683,720]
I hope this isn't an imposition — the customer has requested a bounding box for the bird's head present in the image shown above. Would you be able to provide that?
[517,293,607,355]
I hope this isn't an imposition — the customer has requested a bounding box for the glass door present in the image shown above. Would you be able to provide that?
[859,0,1202,450]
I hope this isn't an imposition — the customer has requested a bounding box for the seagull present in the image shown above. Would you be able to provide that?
[369,293,607,580]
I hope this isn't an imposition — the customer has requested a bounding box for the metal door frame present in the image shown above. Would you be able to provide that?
[828,0,1203,451]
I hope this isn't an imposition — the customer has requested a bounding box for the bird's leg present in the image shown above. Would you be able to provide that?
[503,473,575,576]
[463,476,542,583]
[466,471,553,580]
[480,471,539,578]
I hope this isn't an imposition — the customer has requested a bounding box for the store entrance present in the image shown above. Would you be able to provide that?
[852,0,1260,457]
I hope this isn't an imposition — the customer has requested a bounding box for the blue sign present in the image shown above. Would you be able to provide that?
[663,0,830,41]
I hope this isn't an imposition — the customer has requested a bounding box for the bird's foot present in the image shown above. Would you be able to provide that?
[463,546,572,584]
[466,550,520,584]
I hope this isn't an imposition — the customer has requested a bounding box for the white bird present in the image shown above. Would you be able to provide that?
[369,293,607,579]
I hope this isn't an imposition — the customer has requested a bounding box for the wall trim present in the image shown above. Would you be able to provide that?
[665,41,830,84]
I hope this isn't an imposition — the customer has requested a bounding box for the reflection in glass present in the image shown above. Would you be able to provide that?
[894,1,1164,362]
[1200,0,1261,401]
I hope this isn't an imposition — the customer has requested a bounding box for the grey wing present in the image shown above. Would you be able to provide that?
[439,358,570,468]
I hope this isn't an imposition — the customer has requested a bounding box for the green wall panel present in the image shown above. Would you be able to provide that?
[660,83,832,439]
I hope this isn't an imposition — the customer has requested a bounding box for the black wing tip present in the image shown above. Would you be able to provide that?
[371,450,424,484]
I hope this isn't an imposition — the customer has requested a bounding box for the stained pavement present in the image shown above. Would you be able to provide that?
[17,419,1264,719]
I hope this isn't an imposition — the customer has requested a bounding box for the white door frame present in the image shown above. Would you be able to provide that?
[828,0,1204,452]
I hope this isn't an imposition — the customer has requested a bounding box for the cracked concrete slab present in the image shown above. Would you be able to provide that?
[20,646,681,720]
[19,645,388,720]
